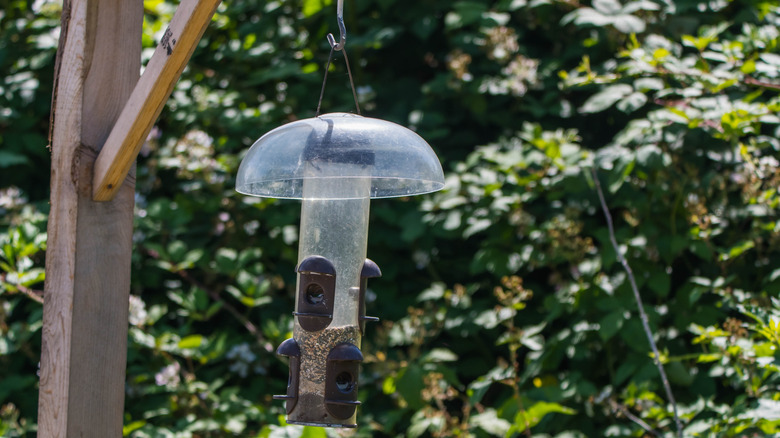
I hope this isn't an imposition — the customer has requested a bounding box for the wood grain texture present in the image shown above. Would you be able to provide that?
[38,0,142,436]
[38,0,86,434]
[92,0,222,201]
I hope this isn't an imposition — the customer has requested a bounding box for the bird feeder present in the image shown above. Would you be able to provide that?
[235,112,444,427]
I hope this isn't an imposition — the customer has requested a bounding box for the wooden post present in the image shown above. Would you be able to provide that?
[38,0,142,435]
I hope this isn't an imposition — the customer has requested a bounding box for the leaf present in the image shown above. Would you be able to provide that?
[561,8,612,28]
[468,377,494,404]
[417,283,446,302]
[621,0,660,13]
[580,84,633,113]
[719,240,755,261]
[616,91,647,113]
[612,14,646,33]
[665,361,693,386]
[647,268,671,297]
[759,52,780,66]
[520,333,544,351]
[400,210,426,242]
[653,47,671,59]
[682,34,716,51]
[443,210,462,230]
[598,310,624,341]
[215,247,237,273]
[463,218,493,238]
[749,399,780,421]
[475,307,515,329]
[516,401,576,429]
[614,361,638,385]
[633,77,664,91]
[302,0,331,17]
[300,426,327,438]
[408,410,439,438]
[697,353,721,363]
[122,420,146,436]
[382,376,396,395]
[396,365,425,410]
[711,78,737,93]
[606,152,636,193]
[470,409,511,435]
[268,425,305,438]
[178,334,204,349]
[508,0,527,10]
[592,0,622,14]
[0,374,36,401]
[0,150,30,167]
[167,240,187,262]
[422,348,458,363]
[182,249,204,268]
[635,144,664,169]
[445,1,488,29]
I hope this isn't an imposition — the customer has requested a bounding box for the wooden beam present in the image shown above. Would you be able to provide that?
[92,0,222,201]
[38,0,141,435]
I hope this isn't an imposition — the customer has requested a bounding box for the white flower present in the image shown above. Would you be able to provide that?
[0,187,25,210]
[128,295,148,327]
[226,343,257,362]
[154,362,181,387]
[226,343,259,378]
[229,361,250,378]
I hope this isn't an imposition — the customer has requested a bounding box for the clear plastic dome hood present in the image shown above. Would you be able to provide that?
[235,113,445,200]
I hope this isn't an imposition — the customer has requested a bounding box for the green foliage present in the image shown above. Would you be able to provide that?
[2,0,780,436]
[0,0,58,201]
[0,189,46,436]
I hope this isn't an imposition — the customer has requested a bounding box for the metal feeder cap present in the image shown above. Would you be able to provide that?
[235,113,445,199]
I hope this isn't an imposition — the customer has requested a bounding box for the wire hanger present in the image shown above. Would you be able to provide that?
[316,0,361,116]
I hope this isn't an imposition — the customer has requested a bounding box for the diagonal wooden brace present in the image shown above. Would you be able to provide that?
[92,0,222,201]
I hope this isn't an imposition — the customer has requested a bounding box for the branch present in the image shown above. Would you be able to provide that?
[609,399,660,437]
[0,273,44,304]
[745,76,780,91]
[17,284,44,304]
[590,167,684,438]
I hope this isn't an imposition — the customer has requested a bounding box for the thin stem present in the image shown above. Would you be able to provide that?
[512,343,532,437]
[609,399,660,437]
[507,316,531,436]
[0,274,44,304]
[745,76,780,91]
[590,167,683,438]
[16,284,44,304]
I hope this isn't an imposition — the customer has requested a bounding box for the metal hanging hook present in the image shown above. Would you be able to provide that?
[326,0,346,51]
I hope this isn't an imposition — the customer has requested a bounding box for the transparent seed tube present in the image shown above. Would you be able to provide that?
[289,161,370,427]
